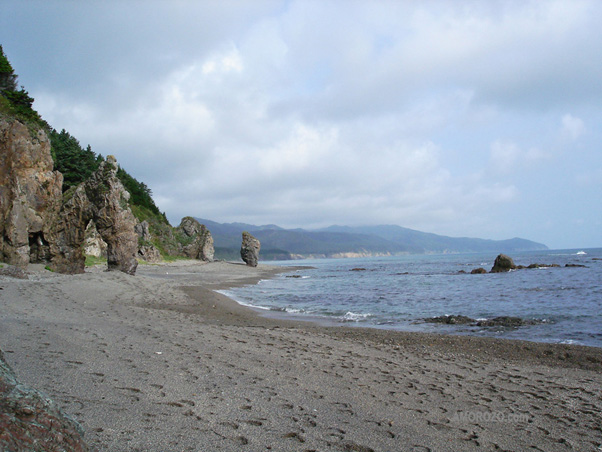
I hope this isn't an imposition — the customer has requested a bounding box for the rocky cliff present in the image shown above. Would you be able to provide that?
[0,116,139,274]
[0,117,63,268]
[0,115,219,273]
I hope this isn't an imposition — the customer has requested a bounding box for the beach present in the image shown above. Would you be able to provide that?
[1,260,601,451]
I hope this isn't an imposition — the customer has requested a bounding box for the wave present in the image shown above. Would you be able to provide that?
[341,311,372,322]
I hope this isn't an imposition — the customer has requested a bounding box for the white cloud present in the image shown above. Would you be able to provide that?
[202,46,244,75]
[6,0,602,247]
[561,114,586,140]
[490,141,520,172]
[489,140,548,173]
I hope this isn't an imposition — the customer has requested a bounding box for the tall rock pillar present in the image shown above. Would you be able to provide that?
[240,231,260,267]
[50,156,139,275]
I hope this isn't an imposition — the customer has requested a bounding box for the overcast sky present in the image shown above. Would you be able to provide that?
[2,0,601,249]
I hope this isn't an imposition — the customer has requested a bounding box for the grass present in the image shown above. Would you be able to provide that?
[85,255,107,267]
[161,254,192,263]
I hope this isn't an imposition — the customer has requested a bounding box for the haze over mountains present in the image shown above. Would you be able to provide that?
[196,218,548,261]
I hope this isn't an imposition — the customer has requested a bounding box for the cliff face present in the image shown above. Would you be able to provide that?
[0,118,63,268]
[0,116,215,273]
[0,117,139,274]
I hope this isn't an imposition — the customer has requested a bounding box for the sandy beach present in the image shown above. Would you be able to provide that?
[1,260,601,451]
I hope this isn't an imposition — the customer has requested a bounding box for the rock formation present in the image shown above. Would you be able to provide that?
[0,348,91,452]
[0,117,63,268]
[135,220,162,263]
[177,217,214,262]
[49,156,139,275]
[490,254,516,273]
[470,267,487,274]
[240,231,260,267]
[1,117,139,275]
[83,221,107,258]
[424,315,543,327]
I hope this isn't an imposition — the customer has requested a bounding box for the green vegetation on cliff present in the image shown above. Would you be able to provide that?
[49,129,102,191]
[0,45,46,128]
[2,44,176,258]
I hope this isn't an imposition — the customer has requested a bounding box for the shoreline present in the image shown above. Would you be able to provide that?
[1,260,601,451]
[182,261,602,371]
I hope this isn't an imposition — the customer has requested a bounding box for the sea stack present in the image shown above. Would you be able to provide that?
[240,231,260,267]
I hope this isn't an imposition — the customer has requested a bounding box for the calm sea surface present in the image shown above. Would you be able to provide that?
[220,249,602,348]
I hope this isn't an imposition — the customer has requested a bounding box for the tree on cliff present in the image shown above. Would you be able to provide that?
[49,129,101,191]
[0,45,41,124]
[0,45,18,92]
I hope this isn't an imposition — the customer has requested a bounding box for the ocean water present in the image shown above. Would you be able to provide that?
[220,249,602,348]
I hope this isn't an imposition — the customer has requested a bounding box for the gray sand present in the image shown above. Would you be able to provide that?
[1,260,601,451]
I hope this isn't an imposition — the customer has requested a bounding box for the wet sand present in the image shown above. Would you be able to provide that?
[1,260,601,451]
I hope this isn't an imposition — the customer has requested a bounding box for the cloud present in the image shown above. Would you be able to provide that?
[489,140,548,173]
[561,114,586,140]
[4,0,602,247]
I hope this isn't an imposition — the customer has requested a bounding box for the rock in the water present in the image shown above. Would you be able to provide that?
[490,254,516,273]
[177,217,214,262]
[424,315,543,328]
[476,316,541,327]
[50,156,139,275]
[240,231,260,267]
[0,118,63,268]
[471,267,487,274]
[425,315,475,325]
[0,348,91,451]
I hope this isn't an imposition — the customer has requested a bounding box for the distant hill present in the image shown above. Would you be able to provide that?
[196,219,548,261]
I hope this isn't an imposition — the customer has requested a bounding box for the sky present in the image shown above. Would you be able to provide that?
[2,0,601,249]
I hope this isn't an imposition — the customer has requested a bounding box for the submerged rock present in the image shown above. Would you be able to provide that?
[240,231,260,267]
[470,267,487,274]
[490,254,517,273]
[475,316,541,327]
[0,348,91,451]
[425,315,474,325]
[424,314,544,328]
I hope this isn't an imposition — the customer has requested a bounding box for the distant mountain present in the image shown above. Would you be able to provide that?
[196,219,548,261]
[318,225,547,254]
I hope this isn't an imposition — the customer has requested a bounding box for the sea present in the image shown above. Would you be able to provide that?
[219,248,602,348]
